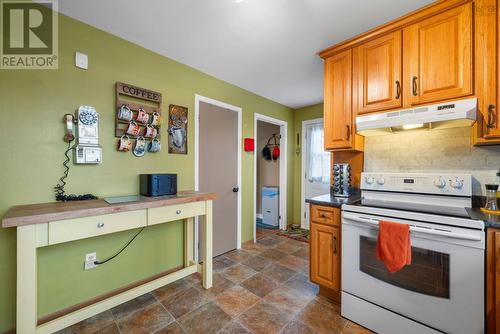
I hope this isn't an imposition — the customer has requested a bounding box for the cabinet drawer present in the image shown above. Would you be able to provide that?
[311,205,340,227]
[148,201,206,226]
[49,210,147,245]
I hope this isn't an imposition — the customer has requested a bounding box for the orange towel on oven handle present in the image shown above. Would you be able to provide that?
[376,220,412,273]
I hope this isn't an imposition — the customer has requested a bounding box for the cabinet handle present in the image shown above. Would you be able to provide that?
[487,104,496,129]
[333,236,337,254]
[97,223,105,228]
[395,80,401,99]
[412,76,418,96]
[176,210,181,214]
[346,125,350,140]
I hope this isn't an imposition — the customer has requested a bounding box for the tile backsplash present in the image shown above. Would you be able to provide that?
[364,127,500,195]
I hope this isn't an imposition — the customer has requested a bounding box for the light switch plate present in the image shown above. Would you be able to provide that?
[75,51,88,70]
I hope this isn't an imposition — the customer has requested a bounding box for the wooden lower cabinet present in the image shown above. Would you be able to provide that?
[310,205,341,302]
[486,228,500,333]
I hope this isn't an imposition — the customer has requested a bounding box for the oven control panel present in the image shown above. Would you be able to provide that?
[361,172,472,196]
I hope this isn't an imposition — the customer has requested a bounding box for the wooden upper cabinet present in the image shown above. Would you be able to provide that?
[354,31,403,114]
[310,221,340,291]
[324,49,353,150]
[403,3,473,106]
[474,0,500,143]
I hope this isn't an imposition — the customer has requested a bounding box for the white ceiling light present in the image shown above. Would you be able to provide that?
[402,123,424,130]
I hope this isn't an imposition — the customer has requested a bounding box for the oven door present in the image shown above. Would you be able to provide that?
[342,211,484,334]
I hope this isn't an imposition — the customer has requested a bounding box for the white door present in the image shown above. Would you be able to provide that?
[302,120,330,229]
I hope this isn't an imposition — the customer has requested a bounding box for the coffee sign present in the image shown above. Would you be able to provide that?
[116,82,162,103]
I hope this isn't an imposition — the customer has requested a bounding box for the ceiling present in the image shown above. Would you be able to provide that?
[56,0,434,109]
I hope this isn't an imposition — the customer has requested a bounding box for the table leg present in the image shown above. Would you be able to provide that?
[17,225,38,334]
[202,200,213,289]
[184,217,194,267]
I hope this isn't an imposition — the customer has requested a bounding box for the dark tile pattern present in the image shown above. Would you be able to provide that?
[256,236,282,247]
[280,320,316,334]
[285,273,319,297]
[218,321,252,334]
[116,303,174,333]
[161,286,209,318]
[56,234,373,334]
[214,285,260,317]
[222,264,257,284]
[264,286,313,316]
[56,310,115,334]
[259,249,288,262]
[241,255,272,272]
[261,264,296,282]
[292,246,309,260]
[240,273,280,298]
[238,301,290,334]
[154,321,186,334]
[213,255,237,272]
[178,302,231,334]
[111,293,156,320]
[297,299,348,334]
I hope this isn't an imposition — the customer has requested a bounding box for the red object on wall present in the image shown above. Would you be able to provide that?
[272,145,280,160]
[244,138,254,152]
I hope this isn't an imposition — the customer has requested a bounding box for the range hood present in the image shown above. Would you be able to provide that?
[356,98,477,136]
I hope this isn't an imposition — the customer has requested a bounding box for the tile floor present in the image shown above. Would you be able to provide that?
[56,233,372,334]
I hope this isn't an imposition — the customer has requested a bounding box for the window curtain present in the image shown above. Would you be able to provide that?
[307,124,330,183]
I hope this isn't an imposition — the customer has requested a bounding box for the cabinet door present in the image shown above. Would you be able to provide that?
[354,31,402,114]
[473,0,500,144]
[324,49,353,150]
[403,3,472,106]
[310,222,340,291]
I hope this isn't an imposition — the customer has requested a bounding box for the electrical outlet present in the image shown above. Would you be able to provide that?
[84,252,98,270]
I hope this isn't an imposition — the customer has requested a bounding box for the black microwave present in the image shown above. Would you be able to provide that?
[140,174,177,197]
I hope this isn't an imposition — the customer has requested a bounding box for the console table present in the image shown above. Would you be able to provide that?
[1,191,217,334]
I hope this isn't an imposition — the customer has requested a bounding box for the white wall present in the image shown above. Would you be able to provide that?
[364,127,500,195]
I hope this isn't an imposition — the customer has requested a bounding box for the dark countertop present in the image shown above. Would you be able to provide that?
[467,207,500,229]
[306,193,361,208]
[306,193,500,228]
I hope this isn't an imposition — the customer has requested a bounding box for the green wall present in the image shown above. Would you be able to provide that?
[291,103,324,225]
[0,12,296,331]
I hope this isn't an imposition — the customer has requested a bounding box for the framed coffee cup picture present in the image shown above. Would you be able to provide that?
[167,104,188,154]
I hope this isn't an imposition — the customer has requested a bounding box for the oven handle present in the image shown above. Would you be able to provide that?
[343,213,481,241]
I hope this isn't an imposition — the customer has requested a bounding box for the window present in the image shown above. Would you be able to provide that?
[307,124,330,184]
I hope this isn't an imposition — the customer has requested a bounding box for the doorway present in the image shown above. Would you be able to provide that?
[253,113,287,242]
[195,95,242,259]
[301,118,331,229]
[256,121,281,238]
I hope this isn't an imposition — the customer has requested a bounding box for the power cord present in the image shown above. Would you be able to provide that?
[54,141,98,202]
[94,227,145,265]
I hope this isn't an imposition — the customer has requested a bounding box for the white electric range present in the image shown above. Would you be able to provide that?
[341,172,485,334]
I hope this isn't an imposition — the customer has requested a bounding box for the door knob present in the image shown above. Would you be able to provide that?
[232,187,239,193]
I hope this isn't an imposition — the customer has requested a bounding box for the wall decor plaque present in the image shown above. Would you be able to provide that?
[115,82,162,155]
[168,104,188,154]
